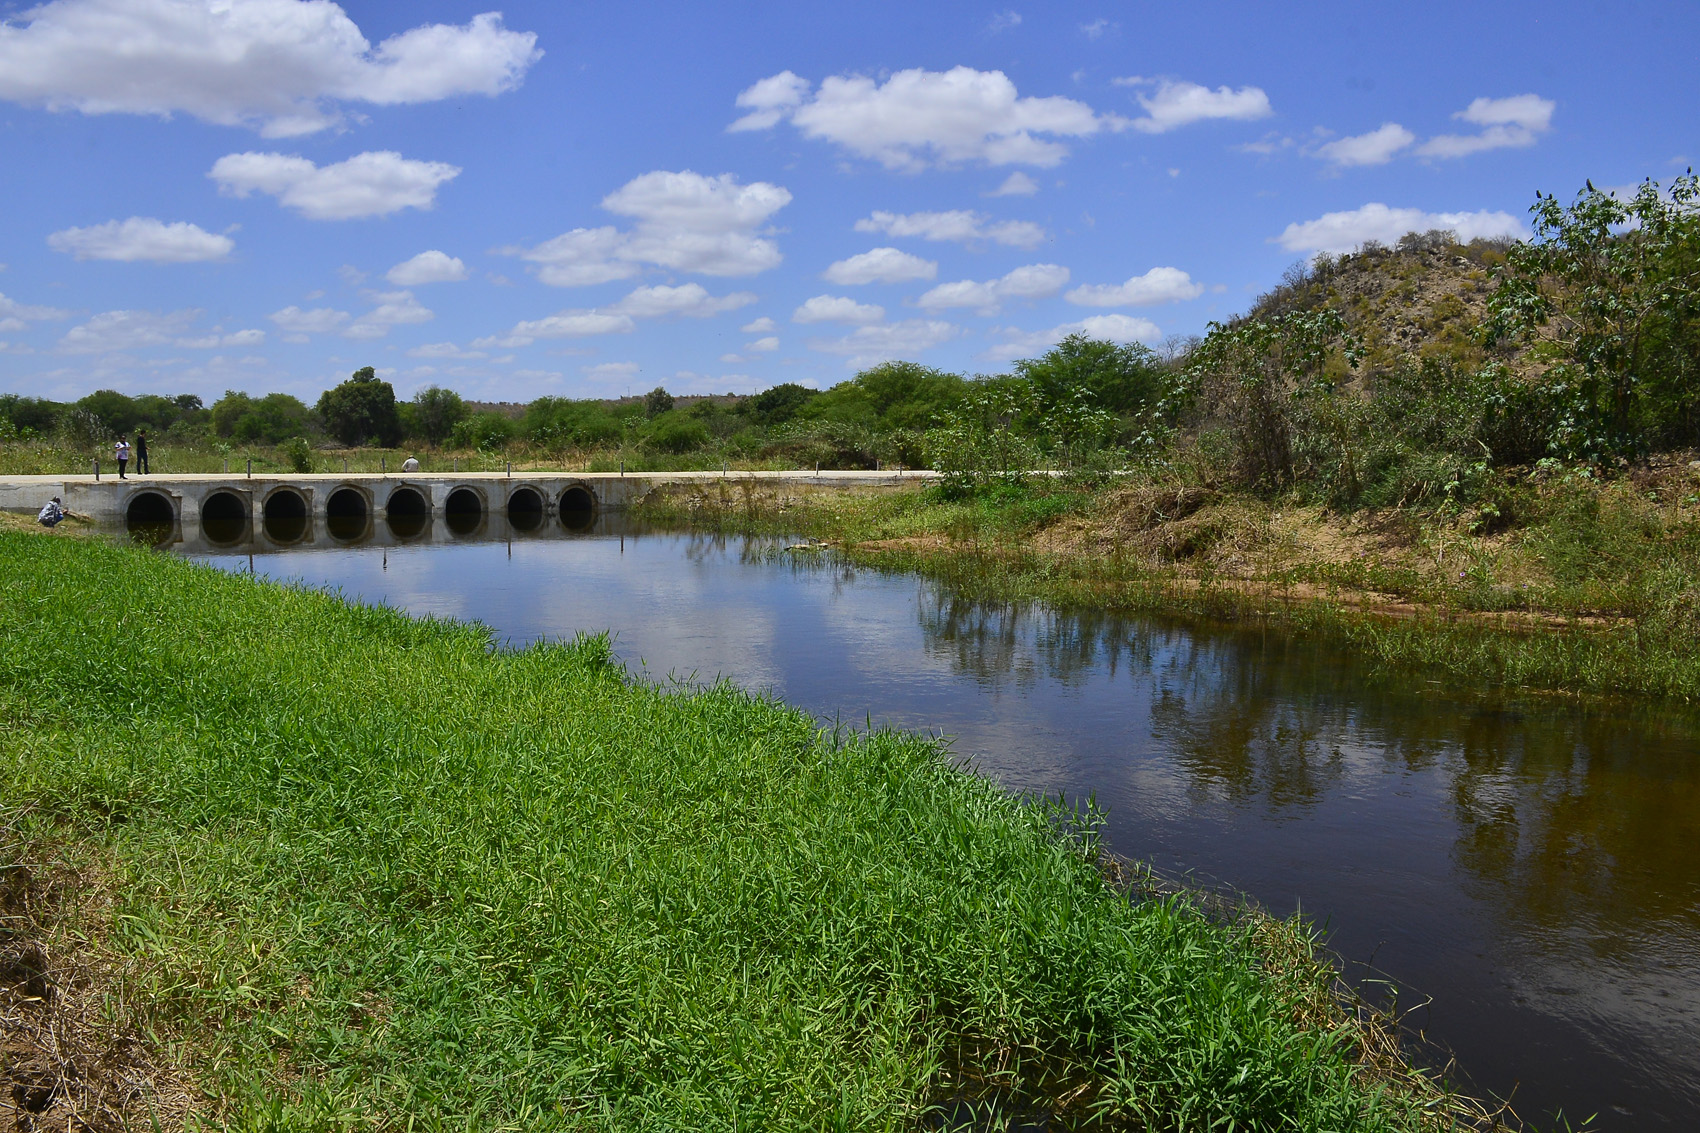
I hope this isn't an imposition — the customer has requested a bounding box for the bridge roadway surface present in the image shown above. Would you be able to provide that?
[0,469,934,528]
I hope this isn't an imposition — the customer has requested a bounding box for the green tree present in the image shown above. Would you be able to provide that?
[804,362,966,430]
[408,386,469,446]
[644,409,710,453]
[1184,310,1361,491]
[317,367,401,446]
[524,398,623,448]
[749,382,819,426]
[74,389,141,435]
[209,391,313,444]
[1013,334,1165,418]
[0,396,63,437]
[926,379,1039,491]
[1488,174,1700,456]
[644,387,676,418]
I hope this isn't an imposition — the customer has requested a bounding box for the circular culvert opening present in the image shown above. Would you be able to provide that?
[385,486,429,538]
[262,489,308,544]
[200,490,248,545]
[508,486,544,532]
[559,485,596,533]
[326,487,370,543]
[445,487,484,536]
[125,491,175,545]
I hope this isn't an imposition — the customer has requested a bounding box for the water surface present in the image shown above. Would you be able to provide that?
[176,512,1700,1129]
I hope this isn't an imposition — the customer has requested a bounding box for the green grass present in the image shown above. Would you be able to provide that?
[0,533,1450,1131]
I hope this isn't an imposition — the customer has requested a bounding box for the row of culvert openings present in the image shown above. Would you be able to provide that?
[139,485,596,543]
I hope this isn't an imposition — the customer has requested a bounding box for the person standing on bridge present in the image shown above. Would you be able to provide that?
[114,435,130,479]
[134,429,150,476]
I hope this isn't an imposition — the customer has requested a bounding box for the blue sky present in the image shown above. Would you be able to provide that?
[1,0,1695,404]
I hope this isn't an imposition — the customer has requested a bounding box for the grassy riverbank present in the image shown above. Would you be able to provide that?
[0,532,1466,1131]
[633,470,1700,702]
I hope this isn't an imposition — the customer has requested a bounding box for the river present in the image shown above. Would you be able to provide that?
[163,509,1700,1129]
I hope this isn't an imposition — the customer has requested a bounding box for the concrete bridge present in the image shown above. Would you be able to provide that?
[0,469,932,546]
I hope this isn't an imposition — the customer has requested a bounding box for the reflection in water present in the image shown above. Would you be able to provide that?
[202,516,248,545]
[386,511,429,540]
[262,513,308,544]
[175,526,1700,1130]
[126,521,174,547]
[326,513,370,543]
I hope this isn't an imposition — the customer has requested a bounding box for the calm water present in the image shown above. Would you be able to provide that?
[167,511,1700,1129]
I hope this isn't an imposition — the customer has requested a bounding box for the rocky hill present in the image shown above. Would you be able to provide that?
[1244,230,1522,378]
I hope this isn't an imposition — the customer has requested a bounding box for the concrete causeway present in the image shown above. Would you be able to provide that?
[0,468,933,535]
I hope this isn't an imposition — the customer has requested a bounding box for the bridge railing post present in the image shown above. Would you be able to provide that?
[93,458,100,482]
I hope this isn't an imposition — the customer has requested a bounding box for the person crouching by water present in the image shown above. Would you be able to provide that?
[38,496,66,529]
[115,435,130,479]
[135,428,150,476]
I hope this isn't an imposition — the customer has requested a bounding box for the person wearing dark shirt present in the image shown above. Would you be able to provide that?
[135,429,150,475]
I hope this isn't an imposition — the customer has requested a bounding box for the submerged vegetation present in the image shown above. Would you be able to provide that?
[0,533,1473,1129]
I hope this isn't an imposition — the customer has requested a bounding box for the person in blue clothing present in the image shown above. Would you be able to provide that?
[38,496,66,528]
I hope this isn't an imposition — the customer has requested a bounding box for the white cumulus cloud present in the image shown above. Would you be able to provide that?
[806,319,961,369]
[493,312,636,348]
[792,295,886,325]
[512,170,791,284]
[211,150,460,220]
[727,70,811,132]
[343,289,432,339]
[731,66,1125,170]
[583,361,640,380]
[0,293,72,328]
[46,216,233,262]
[1275,203,1528,255]
[1416,94,1555,159]
[606,283,757,319]
[176,327,265,348]
[407,342,485,360]
[57,308,199,353]
[854,209,1046,249]
[1065,266,1203,307]
[386,250,467,285]
[740,316,776,334]
[982,313,1161,363]
[480,282,753,349]
[918,264,1070,315]
[1116,78,1272,133]
[0,1,539,137]
[1314,123,1416,167]
[268,304,350,340]
[746,336,779,352]
[988,171,1039,197]
[822,247,938,286]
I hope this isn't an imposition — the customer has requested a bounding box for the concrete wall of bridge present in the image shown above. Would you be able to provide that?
[0,470,932,528]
